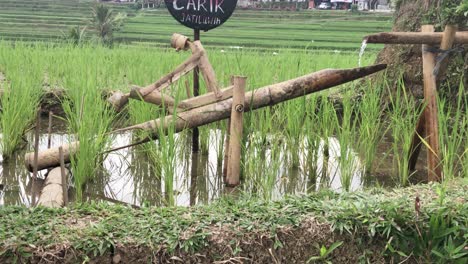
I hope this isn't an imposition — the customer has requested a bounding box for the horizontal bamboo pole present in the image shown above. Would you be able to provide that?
[36,167,70,208]
[24,64,387,171]
[365,31,468,45]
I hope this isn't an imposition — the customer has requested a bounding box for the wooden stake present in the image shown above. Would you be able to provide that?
[422,25,442,182]
[192,29,200,154]
[32,113,40,180]
[223,77,235,181]
[226,76,246,187]
[47,111,53,149]
[437,25,458,79]
[408,25,458,173]
[59,146,68,206]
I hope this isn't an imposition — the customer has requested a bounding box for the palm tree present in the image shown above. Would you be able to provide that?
[90,4,126,46]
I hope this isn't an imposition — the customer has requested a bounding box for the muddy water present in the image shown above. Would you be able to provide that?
[1,119,384,207]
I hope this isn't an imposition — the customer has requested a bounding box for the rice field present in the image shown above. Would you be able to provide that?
[0,42,466,207]
[0,0,391,51]
[0,0,466,208]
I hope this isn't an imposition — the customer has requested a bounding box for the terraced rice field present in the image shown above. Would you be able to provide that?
[0,0,392,51]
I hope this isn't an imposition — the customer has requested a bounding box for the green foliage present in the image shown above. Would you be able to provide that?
[307,241,343,263]
[0,43,43,157]
[423,0,468,28]
[90,4,126,46]
[63,25,87,46]
[0,179,466,262]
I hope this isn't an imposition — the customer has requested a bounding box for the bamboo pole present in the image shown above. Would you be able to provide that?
[364,31,468,45]
[192,41,221,98]
[436,25,458,79]
[226,76,246,187]
[223,77,235,181]
[36,167,70,208]
[24,64,387,171]
[47,111,53,149]
[59,147,68,206]
[421,25,442,182]
[409,25,458,172]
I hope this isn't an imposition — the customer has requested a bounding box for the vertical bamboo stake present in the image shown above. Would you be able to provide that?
[32,113,40,180]
[226,76,246,187]
[59,146,68,206]
[192,29,200,153]
[422,25,442,182]
[437,25,458,79]
[409,25,458,172]
[223,76,235,181]
[31,112,41,206]
[47,111,53,149]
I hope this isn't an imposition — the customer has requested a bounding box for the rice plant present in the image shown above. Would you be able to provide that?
[388,81,422,186]
[336,89,359,191]
[60,46,117,201]
[437,81,466,180]
[0,43,44,157]
[356,80,384,175]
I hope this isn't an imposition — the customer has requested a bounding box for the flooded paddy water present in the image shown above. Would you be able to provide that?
[0,115,398,207]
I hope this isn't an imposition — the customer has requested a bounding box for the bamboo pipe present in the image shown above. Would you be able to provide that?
[36,167,70,208]
[24,64,387,171]
[364,31,468,45]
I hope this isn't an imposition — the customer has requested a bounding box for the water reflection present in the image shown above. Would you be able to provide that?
[0,129,363,207]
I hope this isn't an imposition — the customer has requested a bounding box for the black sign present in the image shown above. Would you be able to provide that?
[165,0,237,31]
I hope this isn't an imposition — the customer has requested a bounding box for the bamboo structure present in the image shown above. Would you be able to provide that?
[107,33,221,111]
[365,31,468,45]
[226,76,246,187]
[24,64,387,171]
[365,26,467,182]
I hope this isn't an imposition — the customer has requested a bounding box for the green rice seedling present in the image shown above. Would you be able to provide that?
[437,81,466,180]
[242,132,282,200]
[0,43,44,157]
[283,99,305,168]
[336,89,359,191]
[156,108,178,206]
[356,80,384,175]
[61,46,117,201]
[303,95,321,188]
[316,96,339,186]
[388,81,422,186]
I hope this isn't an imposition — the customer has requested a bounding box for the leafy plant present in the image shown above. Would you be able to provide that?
[89,4,126,46]
[307,241,344,263]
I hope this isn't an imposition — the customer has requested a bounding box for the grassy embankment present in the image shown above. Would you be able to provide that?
[1,179,466,263]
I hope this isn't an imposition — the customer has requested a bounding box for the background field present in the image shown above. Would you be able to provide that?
[0,0,392,51]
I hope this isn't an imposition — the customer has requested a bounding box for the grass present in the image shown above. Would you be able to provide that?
[0,178,466,263]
